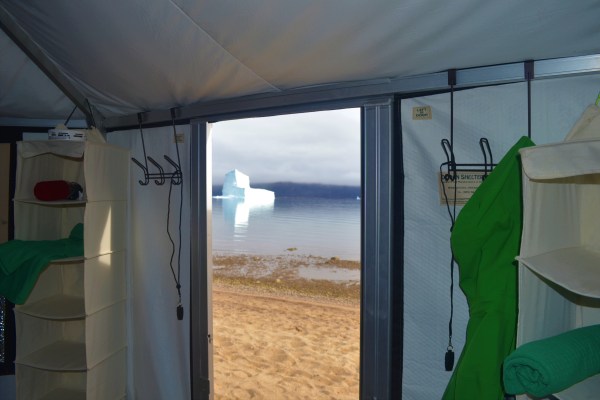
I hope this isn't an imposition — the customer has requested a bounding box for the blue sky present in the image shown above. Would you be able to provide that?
[211,108,361,186]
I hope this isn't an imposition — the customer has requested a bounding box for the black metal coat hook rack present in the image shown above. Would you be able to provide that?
[131,113,183,186]
[440,137,496,182]
[441,69,497,183]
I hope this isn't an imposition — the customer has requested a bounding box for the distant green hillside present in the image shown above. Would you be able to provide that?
[213,182,360,199]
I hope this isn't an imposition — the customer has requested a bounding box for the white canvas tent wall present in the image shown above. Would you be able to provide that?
[2,1,600,400]
[401,74,600,399]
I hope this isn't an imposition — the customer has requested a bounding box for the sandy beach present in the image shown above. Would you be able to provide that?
[212,254,361,400]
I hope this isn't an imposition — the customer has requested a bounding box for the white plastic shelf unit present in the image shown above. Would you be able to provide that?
[516,139,600,400]
[13,140,129,400]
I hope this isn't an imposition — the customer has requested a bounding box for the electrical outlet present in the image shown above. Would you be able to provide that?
[174,133,184,143]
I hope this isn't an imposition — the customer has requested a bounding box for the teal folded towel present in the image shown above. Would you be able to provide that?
[0,223,84,304]
[503,324,600,397]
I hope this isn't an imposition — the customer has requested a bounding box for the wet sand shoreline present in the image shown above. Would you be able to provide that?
[212,254,361,399]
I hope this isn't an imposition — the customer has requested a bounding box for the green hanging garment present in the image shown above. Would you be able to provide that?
[442,136,534,400]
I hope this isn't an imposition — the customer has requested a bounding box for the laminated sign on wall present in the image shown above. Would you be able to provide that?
[413,106,432,120]
[438,171,487,205]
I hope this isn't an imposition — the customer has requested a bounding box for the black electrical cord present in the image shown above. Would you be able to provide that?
[442,79,458,372]
[439,162,457,372]
[166,178,183,320]
[166,109,184,320]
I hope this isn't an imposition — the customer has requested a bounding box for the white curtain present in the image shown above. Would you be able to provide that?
[400,73,600,400]
[108,125,191,400]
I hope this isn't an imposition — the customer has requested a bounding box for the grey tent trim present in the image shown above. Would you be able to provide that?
[103,54,600,131]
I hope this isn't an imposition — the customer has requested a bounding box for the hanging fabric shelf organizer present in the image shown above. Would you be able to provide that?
[516,127,600,399]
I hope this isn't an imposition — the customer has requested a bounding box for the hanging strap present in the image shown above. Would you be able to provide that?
[525,61,534,139]
[444,69,457,371]
[449,69,456,151]
[137,113,149,171]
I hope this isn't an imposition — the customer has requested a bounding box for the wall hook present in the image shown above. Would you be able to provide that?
[479,138,493,179]
[440,137,497,182]
[131,112,183,186]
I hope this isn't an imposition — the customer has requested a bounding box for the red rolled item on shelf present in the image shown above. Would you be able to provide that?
[33,180,81,201]
[34,180,70,201]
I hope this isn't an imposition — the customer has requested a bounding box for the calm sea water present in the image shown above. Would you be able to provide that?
[211,197,361,261]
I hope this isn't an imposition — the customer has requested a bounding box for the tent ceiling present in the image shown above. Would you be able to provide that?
[1,0,600,128]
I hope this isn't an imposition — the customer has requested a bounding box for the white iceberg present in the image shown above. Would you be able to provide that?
[222,169,275,203]
[219,169,274,230]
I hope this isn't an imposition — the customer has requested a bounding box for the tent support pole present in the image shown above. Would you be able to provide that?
[361,98,394,399]
[190,120,213,399]
[0,5,102,130]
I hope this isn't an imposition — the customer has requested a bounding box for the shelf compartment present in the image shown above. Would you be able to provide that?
[13,200,127,256]
[14,199,86,207]
[18,252,126,317]
[17,341,87,371]
[18,140,86,160]
[14,201,84,241]
[15,142,85,204]
[517,246,600,299]
[16,301,126,370]
[16,365,85,400]
[17,295,85,319]
[16,348,127,400]
[38,388,86,400]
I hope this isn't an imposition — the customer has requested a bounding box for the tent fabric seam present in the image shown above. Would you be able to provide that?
[168,0,282,93]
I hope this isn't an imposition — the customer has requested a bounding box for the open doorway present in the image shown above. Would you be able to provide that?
[210,109,361,399]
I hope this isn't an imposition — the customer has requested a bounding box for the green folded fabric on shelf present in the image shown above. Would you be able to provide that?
[503,324,600,398]
[0,223,84,304]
